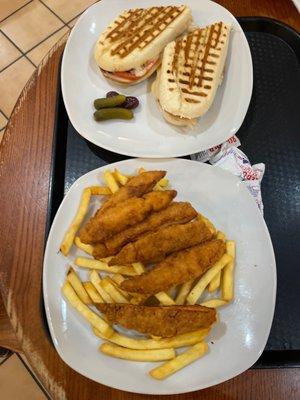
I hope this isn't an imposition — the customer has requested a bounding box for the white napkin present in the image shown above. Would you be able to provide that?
[191,136,265,214]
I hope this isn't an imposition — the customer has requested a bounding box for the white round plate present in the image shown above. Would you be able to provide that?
[44,158,275,395]
[61,0,253,158]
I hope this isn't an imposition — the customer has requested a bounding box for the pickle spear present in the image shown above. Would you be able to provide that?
[94,95,126,109]
[94,108,133,121]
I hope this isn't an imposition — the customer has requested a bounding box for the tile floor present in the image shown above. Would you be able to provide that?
[0,2,98,395]
[0,0,97,143]
[0,354,47,399]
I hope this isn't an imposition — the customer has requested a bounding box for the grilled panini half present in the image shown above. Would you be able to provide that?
[94,5,192,84]
[152,22,231,125]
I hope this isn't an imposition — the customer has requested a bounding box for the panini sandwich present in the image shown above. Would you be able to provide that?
[94,5,192,84]
[152,22,231,126]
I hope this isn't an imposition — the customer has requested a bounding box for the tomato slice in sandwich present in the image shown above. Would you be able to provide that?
[112,71,139,81]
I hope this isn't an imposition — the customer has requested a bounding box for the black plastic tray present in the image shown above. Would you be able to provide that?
[47,17,300,368]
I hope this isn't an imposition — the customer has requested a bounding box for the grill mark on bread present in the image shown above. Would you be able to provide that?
[185,98,200,103]
[209,53,220,58]
[132,8,181,52]
[189,28,203,89]
[109,8,155,41]
[108,9,144,39]
[213,22,222,48]
[164,22,229,111]
[172,38,182,75]
[110,9,159,55]
[197,25,214,87]
[182,89,207,97]
[184,31,193,63]
[108,6,185,58]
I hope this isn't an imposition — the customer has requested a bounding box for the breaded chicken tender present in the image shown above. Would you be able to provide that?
[100,170,166,212]
[93,202,197,259]
[106,202,197,254]
[109,218,213,265]
[96,303,216,337]
[121,239,226,294]
[80,190,176,244]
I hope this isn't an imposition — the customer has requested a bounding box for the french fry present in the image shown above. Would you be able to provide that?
[103,170,119,193]
[100,279,129,303]
[208,232,226,292]
[150,335,162,340]
[187,254,232,305]
[74,237,94,255]
[153,183,163,191]
[113,169,129,185]
[216,231,226,242]
[75,257,137,276]
[94,327,210,350]
[208,231,226,293]
[99,256,113,263]
[89,270,114,303]
[62,281,113,337]
[208,272,221,292]
[110,274,125,286]
[83,282,104,303]
[157,177,169,188]
[130,294,149,305]
[107,276,130,299]
[175,281,193,305]
[60,188,91,256]
[221,241,236,301]
[155,292,176,306]
[132,262,145,274]
[110,274,133,297]
[149,342,208,380]
[66,267,91,304]
[100,342,175,362]
[200,299,227,308]
[88,186,111,196]
[154,178,169,191]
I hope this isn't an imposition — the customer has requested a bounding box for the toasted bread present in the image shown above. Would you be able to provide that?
[152,22,231,125]
[94,6,192,83]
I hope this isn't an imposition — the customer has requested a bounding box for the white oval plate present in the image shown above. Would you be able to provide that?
[44,159,275,395]
[61,0,253,158]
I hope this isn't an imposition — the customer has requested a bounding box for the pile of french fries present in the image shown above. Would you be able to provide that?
[59,168,236,380]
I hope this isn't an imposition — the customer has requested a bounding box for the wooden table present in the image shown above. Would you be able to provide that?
[0,1,299,399]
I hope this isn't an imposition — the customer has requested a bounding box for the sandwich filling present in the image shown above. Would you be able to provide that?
[101,58,159,83]
[152,73,196,126]
[163,109,197,127]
